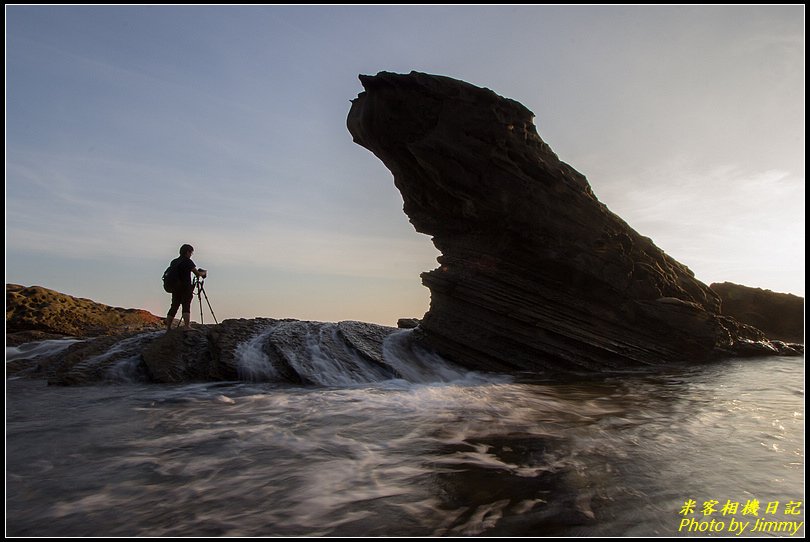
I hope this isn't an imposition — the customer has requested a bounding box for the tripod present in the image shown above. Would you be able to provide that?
[192,276,219,325]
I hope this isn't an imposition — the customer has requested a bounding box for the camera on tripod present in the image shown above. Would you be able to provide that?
[191,269,217,324]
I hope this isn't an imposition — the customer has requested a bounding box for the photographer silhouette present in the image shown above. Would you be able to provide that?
[164,244,208,330]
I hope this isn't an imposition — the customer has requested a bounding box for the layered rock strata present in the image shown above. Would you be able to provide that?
[347,71,800,372]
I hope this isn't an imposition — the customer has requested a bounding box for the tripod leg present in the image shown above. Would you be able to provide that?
[198,289,204,325]
[200,286,218,324]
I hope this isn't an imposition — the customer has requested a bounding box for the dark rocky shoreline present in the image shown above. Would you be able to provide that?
[6,72,804,385]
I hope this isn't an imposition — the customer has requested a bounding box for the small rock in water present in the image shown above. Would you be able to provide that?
[397,318,421,329]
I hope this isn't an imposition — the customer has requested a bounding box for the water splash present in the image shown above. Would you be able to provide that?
[98,331,164,383]
[382,329,493,384]
[6,338,84,362]
[235,325,280,382]
[234,323,486,386]
[5,356,804,537]
[274,322,395,386]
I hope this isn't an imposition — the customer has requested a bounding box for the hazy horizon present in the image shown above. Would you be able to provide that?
[6,6,805,325]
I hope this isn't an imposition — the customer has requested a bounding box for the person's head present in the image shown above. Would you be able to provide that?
[179,244,194,257]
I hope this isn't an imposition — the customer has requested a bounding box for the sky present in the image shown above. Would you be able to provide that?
[5,5,805,326]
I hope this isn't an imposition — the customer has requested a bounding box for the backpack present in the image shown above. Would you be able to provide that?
[162,261,181,293]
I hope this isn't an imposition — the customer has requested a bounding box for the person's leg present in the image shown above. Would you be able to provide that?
[166,291,181,330]
[181,289,193,328]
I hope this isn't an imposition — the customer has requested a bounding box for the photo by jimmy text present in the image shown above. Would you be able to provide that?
[677,499,803,536]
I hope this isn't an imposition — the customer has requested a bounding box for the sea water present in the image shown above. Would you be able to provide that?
[5,336,804,536]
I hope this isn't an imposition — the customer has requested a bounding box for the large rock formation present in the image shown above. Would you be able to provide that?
[6,284,164,342]
[711,282,804,343]
[347,71,800,372]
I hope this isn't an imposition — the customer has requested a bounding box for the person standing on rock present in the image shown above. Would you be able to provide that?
[164,244,207,330]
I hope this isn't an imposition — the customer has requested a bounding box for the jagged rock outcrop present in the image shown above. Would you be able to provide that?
[347,71,800,372]
[6,284,163,339]
[711,282,804,343]
[35,319,405,386]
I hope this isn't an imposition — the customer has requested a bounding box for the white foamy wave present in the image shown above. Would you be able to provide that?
[89,331,163,366]
[6,357,805,537]
[382,329,499,385]
[88,331,162,383]
[275,323,394,386]
[6,338,84,362]
[233,324,501,387]
[235,326,280,381]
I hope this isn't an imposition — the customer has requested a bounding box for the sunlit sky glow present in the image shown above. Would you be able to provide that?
[5,6,804,325]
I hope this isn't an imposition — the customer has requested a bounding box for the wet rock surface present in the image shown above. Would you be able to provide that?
[49,332,158,385]
[19,319,403,386]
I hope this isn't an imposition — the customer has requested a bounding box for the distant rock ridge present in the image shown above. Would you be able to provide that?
[347,71,802,372]
[6,284,163,342]
[711,282,804,343]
